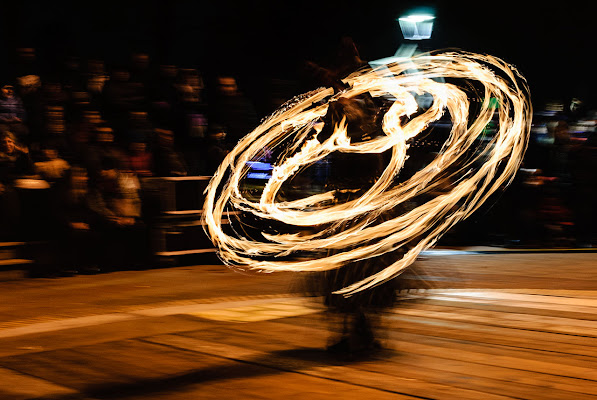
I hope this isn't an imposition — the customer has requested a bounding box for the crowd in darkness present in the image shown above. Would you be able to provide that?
[448,105,597,249]
[0,47,260,274]
[490,106,597,249]
[0,41,596,276]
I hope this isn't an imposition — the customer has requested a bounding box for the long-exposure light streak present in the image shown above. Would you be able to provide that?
[203,52,532,296]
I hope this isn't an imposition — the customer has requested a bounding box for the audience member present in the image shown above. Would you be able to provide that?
[0,131,33,239]
[0,85,28,142]
[204,124,229,175]
[14,48,40,80]
[53,166,101,274]
[85,59,109,100]
[152,128,186,177]
[570,131,597,246]
[209,76,258,146]
[17,74,44,146]
[124,111,154,145]
[124,139,153,178]
[42,105,68,152]
[102,65,145,134]
[65,110,98,167]
[34,144,71,184]
[0,44,594,260]
[129,52,152,85]
[88,161,147,269]
[85,125,125,184]
[148,64,178,127]
[60,56,85,93]
[0,131,34,181]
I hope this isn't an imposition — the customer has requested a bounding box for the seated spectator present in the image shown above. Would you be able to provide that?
[102,65,145,132]
[149,64,178,126]
[176,69,204,104]
[88,161,148,269]
[204,125,229,175]
[124,111,153,145]
[70,91,92,110]
[65,112,96,167]
[0,131,34,181]
[86,125,125,184]
[14,48,40,81]
[0,85,28,143]
[34,144,71,184]
[210,76,258,146]
[136,128,187,220]
[17,75,44,146]
[129,52,152,89]
[125,140,153,178]
[85,59,109,101]
[42,105,68,152]
[0,131,33,239]
[152,128,186,177]
[60,55,85,93]
[42,82,69,107]
[53,166,100,274]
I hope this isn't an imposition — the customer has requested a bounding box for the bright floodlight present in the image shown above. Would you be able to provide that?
[398,14,435,40]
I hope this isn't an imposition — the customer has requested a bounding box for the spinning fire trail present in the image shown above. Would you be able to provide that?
[203,52,532,296]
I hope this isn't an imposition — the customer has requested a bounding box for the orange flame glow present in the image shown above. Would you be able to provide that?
[203,52,532,296]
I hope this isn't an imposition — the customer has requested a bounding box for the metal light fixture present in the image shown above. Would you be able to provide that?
[398,14,435,40]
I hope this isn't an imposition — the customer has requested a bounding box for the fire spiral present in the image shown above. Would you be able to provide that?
[203,52,532,296]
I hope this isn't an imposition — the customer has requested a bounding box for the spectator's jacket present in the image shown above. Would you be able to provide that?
[153,145,187,177]
[125,152,153,177]
[34,158,71,183]
[0,148,34,183]
[88,172,141,221]
[0,96,26,122]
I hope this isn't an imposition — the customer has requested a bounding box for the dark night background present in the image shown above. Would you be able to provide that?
[1,0,596,111]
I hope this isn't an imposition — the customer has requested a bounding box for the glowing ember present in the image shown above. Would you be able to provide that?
[203,52,532,296]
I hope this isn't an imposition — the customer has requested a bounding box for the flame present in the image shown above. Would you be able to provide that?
[203,52,532,296]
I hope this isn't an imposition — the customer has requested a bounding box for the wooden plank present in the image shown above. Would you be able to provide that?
[80,335,414,400]
[389,329,597,374]
[163,210,203,215]
[145,333,515,400]
[179,323,329,354]
[386,313,597,350]
[416,293,597,318]
[383,334,597,396]
[156,248,215,256]
[392,304,597,337]
[157,176,211,181]
[388,308,597,358]
[354,354,597,400]
[272,308,597,396]
[0,315,213,358]
[415,297,597,321]
[0,349,129,390]
[0,259,33,267]
[190,317,597,399]
[71,338,224,379]
[384,330,597,379]
[186,319,593,399]
[0,366,76,399]
[399,300,597,331]
[430,291,597,307]
[430,289,597,298]
[246,318,597,399]
[0,242,25,247]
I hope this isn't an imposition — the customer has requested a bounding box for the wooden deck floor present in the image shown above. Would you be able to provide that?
[2,288,597,399]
